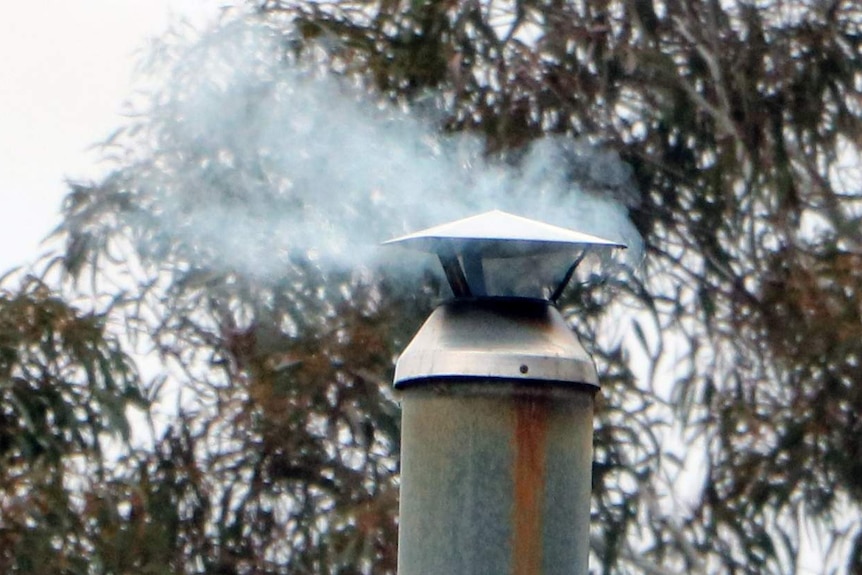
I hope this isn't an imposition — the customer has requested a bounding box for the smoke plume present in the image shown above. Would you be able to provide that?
[124,21,643,284]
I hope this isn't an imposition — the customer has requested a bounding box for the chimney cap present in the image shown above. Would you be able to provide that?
[384,210,626,258]
[385,210,626,300]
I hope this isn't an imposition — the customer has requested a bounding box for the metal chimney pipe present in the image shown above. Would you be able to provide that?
[387,211,622,575]
[393,299,598,575]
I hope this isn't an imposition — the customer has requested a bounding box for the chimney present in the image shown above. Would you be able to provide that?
[386,210,625,574]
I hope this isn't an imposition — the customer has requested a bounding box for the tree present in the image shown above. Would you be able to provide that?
[11,0,862,573]
[0,273,149,573]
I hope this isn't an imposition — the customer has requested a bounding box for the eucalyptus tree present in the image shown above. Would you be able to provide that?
[26,0,862,573]
[0,274,148,573]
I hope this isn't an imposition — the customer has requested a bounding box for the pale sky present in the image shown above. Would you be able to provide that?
[0,0,222,275]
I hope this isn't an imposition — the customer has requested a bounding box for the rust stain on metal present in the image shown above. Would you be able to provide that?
[512,396,549,575]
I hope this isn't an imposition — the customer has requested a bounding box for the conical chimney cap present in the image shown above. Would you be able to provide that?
[384,210,626,258]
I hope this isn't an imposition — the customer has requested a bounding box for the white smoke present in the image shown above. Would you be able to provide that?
[124,20,643,283]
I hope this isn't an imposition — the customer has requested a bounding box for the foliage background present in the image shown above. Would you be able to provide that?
[0,1,860,573]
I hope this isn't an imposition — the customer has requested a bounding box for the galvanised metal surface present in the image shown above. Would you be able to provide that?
[395,298,599,575]
[397,384,595,575]
[384,210,625,257]
[384,210,626,299]
[394,299,599,389]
